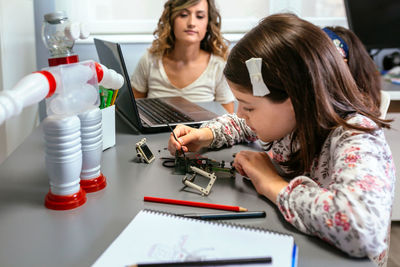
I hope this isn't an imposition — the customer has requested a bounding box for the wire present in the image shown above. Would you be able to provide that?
[161,158,175,168]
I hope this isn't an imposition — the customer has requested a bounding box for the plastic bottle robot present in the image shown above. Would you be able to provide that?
[0,11,124,210]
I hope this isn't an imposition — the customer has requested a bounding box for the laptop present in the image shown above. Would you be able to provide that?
[94,38,219,133]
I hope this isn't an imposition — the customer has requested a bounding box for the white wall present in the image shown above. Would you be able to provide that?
[0,0,38,164]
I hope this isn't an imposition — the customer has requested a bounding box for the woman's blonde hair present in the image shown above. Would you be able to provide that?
[149,0,229,59]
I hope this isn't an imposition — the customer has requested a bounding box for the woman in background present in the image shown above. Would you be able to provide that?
[130,0,235,113]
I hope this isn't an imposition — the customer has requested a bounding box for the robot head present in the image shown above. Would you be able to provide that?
[42,11,90,65]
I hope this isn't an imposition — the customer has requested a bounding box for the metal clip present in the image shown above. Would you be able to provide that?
[182,166,217,196]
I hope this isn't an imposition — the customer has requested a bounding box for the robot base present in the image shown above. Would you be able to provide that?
[45,187,86,210]
[80,173,107,193]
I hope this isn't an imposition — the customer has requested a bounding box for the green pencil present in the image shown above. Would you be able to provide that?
[106,89,113,107]
[99,86,105,109]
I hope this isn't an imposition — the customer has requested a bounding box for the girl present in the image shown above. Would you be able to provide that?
[323,26,383,116]
[168,13,395,266]
[130,0,235,113]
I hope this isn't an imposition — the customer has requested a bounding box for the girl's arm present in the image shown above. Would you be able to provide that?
[276,126,395,260]
[201,113,257,149]
[168,114,255,155]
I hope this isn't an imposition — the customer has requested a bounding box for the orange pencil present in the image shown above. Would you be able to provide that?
[144,196,248,212]
[110,89,119,105]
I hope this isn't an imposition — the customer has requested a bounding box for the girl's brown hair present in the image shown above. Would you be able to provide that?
[325,26,382,114]
[149,0,229,59]
[224,13,390,177]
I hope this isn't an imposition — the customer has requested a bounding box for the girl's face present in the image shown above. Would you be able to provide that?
[229,81,296,142]
[173,0,209,45]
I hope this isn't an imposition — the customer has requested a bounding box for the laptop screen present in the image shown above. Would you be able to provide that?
[94,38,143,131]
[94,38,220,133]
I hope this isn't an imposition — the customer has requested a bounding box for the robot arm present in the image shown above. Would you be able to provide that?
[0,61,124,126]
[95,62,124,89]
[0,71,55,125]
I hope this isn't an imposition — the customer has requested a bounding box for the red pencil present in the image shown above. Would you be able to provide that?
[143,196,248,212]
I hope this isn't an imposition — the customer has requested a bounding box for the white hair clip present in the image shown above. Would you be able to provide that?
[245,58,270,96]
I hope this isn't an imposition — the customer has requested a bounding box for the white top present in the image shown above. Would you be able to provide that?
[130,50,235,104]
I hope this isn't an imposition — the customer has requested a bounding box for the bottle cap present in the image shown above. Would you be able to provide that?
[80,173,107,193]
[79,23,90,39]
[64,22,81,41]
[45,187,86,210]
[44,11,68,24]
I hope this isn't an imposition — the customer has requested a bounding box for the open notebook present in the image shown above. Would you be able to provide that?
[92,209,298,267]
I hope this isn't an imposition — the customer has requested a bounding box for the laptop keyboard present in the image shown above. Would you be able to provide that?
[136,98,195,124]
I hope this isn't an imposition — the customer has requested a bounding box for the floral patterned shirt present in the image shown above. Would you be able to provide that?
[201,113,396,266]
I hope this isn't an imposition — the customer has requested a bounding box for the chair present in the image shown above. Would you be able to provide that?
[380,90,391,119]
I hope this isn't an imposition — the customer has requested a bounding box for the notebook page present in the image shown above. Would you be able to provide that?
[93,210,295,267]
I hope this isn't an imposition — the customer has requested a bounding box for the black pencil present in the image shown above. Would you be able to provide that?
[127,256,272,266]
[179,211,266,220]
[166,123,186,159]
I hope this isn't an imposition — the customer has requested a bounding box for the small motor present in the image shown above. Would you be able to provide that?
[135,138,155,163]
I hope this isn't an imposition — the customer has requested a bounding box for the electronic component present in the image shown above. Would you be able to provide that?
[135,138,155,163]
[161,153,236,195]
[173,153,235,176]
[182,166,217,196]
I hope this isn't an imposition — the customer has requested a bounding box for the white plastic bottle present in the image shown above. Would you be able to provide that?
[0,71,55,126]
[43,115,86,210]
[78,107,107,192]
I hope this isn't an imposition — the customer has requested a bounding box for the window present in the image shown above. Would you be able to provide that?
[280,0,347,27]
[55,0,346,41]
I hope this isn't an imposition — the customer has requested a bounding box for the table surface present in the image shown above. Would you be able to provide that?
[385,111,400,220]
[383,79,400,100]
[0,102,374,267]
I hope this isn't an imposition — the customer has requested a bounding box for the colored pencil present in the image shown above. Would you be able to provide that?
[127,256,272,266]
[99,86,105,109]
[106,89,113,107]
[143,196,248,212]
[110,89,119,105]
[179,211,266,220]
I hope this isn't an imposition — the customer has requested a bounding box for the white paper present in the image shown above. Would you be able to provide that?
[92,210,296,267]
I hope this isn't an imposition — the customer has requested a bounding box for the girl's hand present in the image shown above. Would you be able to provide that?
[168,124,214,155]
[233,151,288,204]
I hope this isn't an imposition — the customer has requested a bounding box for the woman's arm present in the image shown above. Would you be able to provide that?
[132,87,147,98]
[130,51,151,98]
[221,101,234,113]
